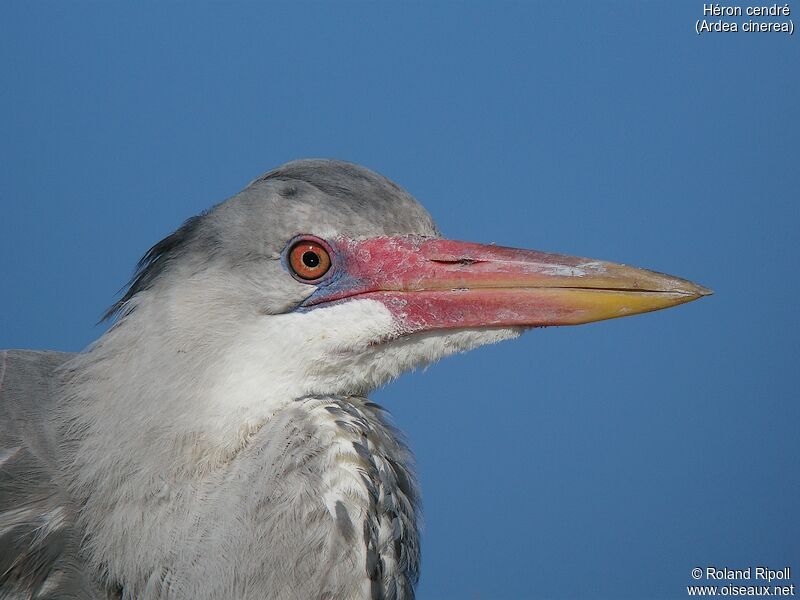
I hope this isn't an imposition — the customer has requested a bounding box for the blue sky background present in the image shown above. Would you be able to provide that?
[1,3,797,599]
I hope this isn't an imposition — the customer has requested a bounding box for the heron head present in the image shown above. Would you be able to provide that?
[107,159,709,401]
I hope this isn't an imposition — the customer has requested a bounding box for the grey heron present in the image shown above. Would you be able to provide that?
[0,159,710,599]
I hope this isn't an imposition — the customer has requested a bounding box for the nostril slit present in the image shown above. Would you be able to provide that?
[430,258,482,266]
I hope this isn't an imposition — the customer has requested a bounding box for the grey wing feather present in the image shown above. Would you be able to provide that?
[0,350,113,600]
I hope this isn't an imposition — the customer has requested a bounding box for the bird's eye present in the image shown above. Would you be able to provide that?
[288,239,332,281]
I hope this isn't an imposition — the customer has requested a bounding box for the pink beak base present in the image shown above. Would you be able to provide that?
[306,237,711,334]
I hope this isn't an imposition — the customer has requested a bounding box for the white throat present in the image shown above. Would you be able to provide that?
[60,288,520,475]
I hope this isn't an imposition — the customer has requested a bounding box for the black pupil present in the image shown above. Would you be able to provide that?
[302,251,320,268]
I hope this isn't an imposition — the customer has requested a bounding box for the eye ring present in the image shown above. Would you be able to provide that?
[286,236,333,282]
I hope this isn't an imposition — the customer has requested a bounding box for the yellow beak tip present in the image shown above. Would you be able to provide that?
[695,284,714,297]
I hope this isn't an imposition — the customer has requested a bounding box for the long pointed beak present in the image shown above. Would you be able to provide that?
[304,236,711,333]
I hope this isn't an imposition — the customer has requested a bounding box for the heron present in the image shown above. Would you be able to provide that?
[0,159,710,599]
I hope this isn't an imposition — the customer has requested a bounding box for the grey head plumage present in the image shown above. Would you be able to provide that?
[104,159,439,321]
[1,159,710,599]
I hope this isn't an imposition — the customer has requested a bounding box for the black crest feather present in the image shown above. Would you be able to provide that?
[102,215,204,322]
